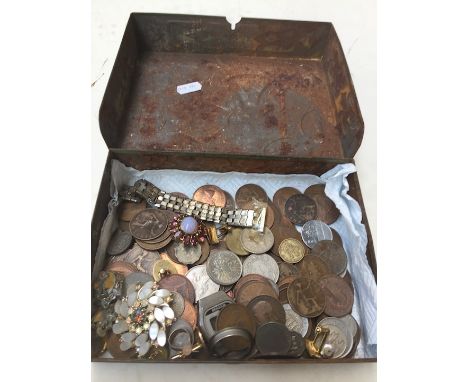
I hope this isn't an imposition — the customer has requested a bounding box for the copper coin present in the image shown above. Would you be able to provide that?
[247,295,286,325]
[285,194,317,225]
[287,277,325,318]
[104,261,138,277]
[137,225,172,244]
[235,280,278,306]
[342,271,355,293]
[106,333,137,359]
[273,187,301,215]
[298,256,331,281]
[311,241,348,275]
[107,230,133,256]
[165,240,184,264]
[129,208,168,241]
[193,240,211,265]
[180,299,198,330]
[159,253,188,275]
[135,234,173,251]
[278,276,298,304]
[172,192,189,199]
[270,223,302,256]
[223,190,236,210]
[265,204,275,228]
[158,274,196,304]
[255,322,291,355]
[193,185,226,207]
[233,274,270,297]
[235,184,268,209]
[331,228,343,247]
[119,200,147,222]
[216,303,257,337]
[304,184,340,224]
[278,262,299,282]
[225,228,250,256]
[319,275,354,317]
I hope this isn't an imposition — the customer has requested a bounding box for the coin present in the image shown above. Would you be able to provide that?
[235,184,268,209]
[317,317,352,358]
[278,262,299,282]
[331,228,343,247]
[242,253,279,283]
[160,253,188,275]
[216,303,256,337]
[270,223,302,257]
[185,265,220,301]
[124,271,153,291]
[283,303,310,337]
[158,274,196,304]
[319,274,354,317]
[135,234,173,251]
[119,200,147,222]
[240,227,274,254]
[180,299,198,330]
[170,291,185,318]
[129,209,168,241]
[278,276,297,304]
[298,256,331,281]
[287,277,325,318]
[233,274,271,297]
[235,280,278,306]
[206,250,242,285]
[174,242,202,264]
[279,238,306,263]
[135,249,161,275]
[225,228,250,256]
[311,241,348,275]
[338,314,358,338]
[247,295,286,325]
[192,240,210,266]
[288,331,306,357]
[285,194,317,225]
[223,190,236,210]
[255,322,291,355]
[152,259,179,282]
[304,184,340,224]
[105,261,138,277]
[107,230,133,256]
[106,333,137,359]
[301,220,332,249]
[193,185,226,207]
[172,192,189,199]
[273,187,301,215]
[118,220,130,232]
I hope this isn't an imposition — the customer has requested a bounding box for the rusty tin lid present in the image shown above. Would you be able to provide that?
[100,13,364,159]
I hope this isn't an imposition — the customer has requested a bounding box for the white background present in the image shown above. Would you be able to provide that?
[92,1,376,381]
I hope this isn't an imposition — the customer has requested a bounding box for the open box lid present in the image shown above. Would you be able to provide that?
[99,13,364,159]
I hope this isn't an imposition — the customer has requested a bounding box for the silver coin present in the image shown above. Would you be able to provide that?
[107,230,133,256]
[242,254,279,283]
[317,317,353,358]
[136,250,161,274]
[283,304,309,337]
[338,314,358,338]
[174,242,202,265]
[185,265,220,301]
[170,291,185,318]
[301,220,332,249]
[206,250,242,285]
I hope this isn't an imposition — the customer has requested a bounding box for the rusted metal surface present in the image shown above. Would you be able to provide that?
[100,14,364,159]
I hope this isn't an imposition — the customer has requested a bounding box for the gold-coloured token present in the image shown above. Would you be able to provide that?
[225,228,250,256]
[152,259,178,282]
[279,238,305,264]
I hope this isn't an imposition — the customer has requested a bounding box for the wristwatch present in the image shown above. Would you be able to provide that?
[120,179,266,232]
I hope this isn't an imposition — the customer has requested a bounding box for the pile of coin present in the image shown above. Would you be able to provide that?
[93,181,360,360]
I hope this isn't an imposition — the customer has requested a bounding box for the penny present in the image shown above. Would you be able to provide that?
[342,271,354,292]
[304,184,340,224]
[285,194,317,225]
[105,261,138,277]
[288,331,306,357]
[225,228,250,256]
[152,259,179,282]
[298,256,331,281]
[311,241,348,275]
[158,274,196,304]
[107,230,133,256]
[135,234,173,251]
[174,242,202,264]
[119,200,147,222]
[278,276,297,304]
[223,190,236,210]
[279,238,305,263]
[235,184,268,209]
[192,240,211,265]
[265,204,275,228]
[160,253,189,275]
[247,295,286,325]
[233,274,271,297]
[206,250,242,285]
[319,275,354,317]
[129,209,168,241]
[317,317,352,358]
[240,227,274,254]
[135,249,161,275]
[170,291,185,318]
[255,322,291,355]
[216,303,257,337]
[270,223,302,257]
[278,262,299,282]
[235,280,278,306]
[193,185,226,207]
[137,224,172,244]
[185,265,220,301]
[242,253,279,283]
[180,299,198,330]
[331,228,343,247]
[287,277,325,318]
[106,333,138,359]
[273,187,301,215]
[283,303,310,337]
[301,220,333,248]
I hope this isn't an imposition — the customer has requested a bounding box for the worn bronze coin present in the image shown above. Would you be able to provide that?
[129,208,168,241]
[319,275,354,317]
[331,228,343,247]
[270,223,302,257]
[287,277,325,318]
[273,187,301,215]
[278,276,298,304]
[105,261,138,277]
[170,291,186,318]
[255,322,291,355]
[180,299,198,330]
[192,240,211,265]
[288,331,306,357]
[304,184,340,224]
[107,230,133,256]
[299,256,331,281]
[193,185,226,207]
[279,238,306,263]
[240,227,274,254]
[106,333,138,359]
[119,200,147,222]
[311,241,348,275]
[216,303,257,337]
[278,262,299,282]
[342,271,355,293]
[235,280,278,306]
[225,228,250,256]
[235,184,268,209]
[233,274,270,297]
[160,253,188,275]
[223,190,236,210]
[158,274,196,304]
[284,194,317,225]
[135,234,173,251]
[247,295,286,325]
